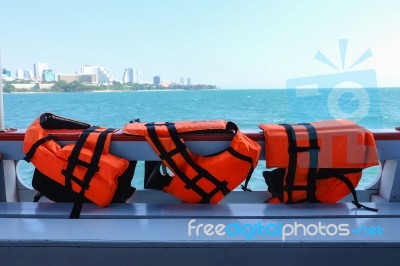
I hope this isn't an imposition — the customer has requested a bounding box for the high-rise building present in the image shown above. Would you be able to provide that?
[33,62,49,81]
[2,68,11,77]
[24,69,34,80]
[122,68,134,83]
[81,65,98,83]
[80,65,114,84]
[81,65,96,75]
[153,76,161,85]
[42,70,56,82]
[180,76,185,85]
[16,68,24,79]
[2,69,13,81]
[97,67,113,83]
[135,69,140,84]
[187,78,191,86]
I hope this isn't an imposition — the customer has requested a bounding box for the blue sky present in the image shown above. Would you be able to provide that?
[1,0,399,88]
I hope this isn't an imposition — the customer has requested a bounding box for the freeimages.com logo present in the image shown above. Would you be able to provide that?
[286,39,380,128]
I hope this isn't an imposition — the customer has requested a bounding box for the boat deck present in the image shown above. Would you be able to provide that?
[1,199,400,265]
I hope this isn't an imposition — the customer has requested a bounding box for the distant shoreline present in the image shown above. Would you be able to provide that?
[4,88,219,94]
[3,84,400,93]
[2,81,220,93]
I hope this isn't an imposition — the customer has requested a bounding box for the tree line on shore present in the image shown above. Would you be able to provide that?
[1,80,219,93]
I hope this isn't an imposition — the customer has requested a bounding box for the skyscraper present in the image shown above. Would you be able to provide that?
[187,78,191,86]
[153,76,161,85]
[122,68,134,83]
[135,69,140,84]
[16,68,24,79]
[24,69,34,80]
[180,76,185,85]
[33,62,49,81]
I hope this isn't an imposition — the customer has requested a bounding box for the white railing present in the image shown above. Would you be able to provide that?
[1,129,400,204]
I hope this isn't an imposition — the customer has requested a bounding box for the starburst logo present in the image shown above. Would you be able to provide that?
[286,39,380,128]
[315,39,373,71]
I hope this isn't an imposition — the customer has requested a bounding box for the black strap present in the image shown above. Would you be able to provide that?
[280,123,320,203]
[241,170,254,192]
[324,174,377,212]
[33,192,43,202]
[146,123,213,202]
[62,127,115,218]
[166,123,236,200]
[265,166,377,210]
[70,128,114,218]
[298,123,320,203]
[24,136,52,162]
[227,147,255,192]
[146,122,252,203]
[63,126,99,193]
[316,170,378,212]
[264,168,311,203]
[280,124,298,203]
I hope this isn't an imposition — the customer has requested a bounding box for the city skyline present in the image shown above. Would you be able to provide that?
[2,62,193,85]
[1,1,400,88]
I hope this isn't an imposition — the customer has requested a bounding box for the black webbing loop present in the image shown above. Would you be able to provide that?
[241,164,256,192]
[335,174,377,212]
[317,172,378,212]
[226,146,255,192]
[24,136,52,162]
[33,192,43,202]
[129,118,140,123]
[241,184,253,192]
[226,121,238,133]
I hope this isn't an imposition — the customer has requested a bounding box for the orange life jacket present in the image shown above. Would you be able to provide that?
[123,120,261,203]
[23,113,135,218]
[259,120,379,209]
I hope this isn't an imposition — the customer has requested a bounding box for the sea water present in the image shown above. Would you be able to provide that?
[5,88,399,190]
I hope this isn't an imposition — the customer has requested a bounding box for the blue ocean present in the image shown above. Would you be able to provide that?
[5,88,399,190]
